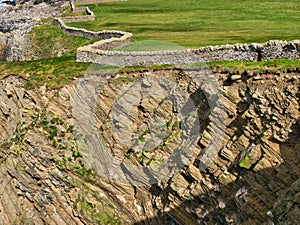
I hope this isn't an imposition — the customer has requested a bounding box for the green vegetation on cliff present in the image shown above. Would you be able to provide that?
[0,55,91,89]
[208,59,300,72]
[0,57,299,90]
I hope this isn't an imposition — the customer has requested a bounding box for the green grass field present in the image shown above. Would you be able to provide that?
[67,0,300,48]
[115,40,187,51]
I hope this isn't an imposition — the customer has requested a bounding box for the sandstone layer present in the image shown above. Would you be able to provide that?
[0,69,299,224]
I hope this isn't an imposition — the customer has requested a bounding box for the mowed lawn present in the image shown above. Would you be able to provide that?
[67,0,300,48]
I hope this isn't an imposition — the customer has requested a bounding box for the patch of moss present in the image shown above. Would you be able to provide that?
[24,80,35,90]
[239,152,252,169]
[74,195,121,225]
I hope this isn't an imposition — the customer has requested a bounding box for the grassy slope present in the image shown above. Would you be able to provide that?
[67,0,300,48]
[119,59,300,73]
[1,57,298,90]
[0,55,91,89]
[29,24,95,59]
[207,59,300,72]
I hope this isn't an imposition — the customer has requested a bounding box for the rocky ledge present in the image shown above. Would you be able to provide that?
[0,69,299,224]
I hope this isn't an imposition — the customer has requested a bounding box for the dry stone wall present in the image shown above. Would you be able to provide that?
[57,15,95,23]
[57,2,300,67]
[70,0,94,15]
[77,39,300,67]
[70,0,85,13]
[53,18,131,44]
[260,40,300,60]
[57,1,95,22]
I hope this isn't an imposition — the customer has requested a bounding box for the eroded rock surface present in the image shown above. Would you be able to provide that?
[0,0,68,61]
[0,70,299,224]
[0,1,67,34]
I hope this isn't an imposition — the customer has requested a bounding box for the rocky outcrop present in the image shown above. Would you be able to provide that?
[0,76,122,224]
[0,69,299,224]
[18,0,68,6]
[0,32,32,61]
[0,0,68,61]
[0,1,67,34]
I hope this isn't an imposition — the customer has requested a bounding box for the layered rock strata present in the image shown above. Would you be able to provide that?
[0,69,299,224]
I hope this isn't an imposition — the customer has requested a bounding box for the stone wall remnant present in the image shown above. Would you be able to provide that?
[55,1,300,67]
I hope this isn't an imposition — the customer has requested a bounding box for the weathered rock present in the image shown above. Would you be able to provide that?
[0,0,68,61]
[231,74,242,81]
[0,1,67,34]
[0,70,299,224]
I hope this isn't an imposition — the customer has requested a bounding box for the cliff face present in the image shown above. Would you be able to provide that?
[0,69,299,224]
